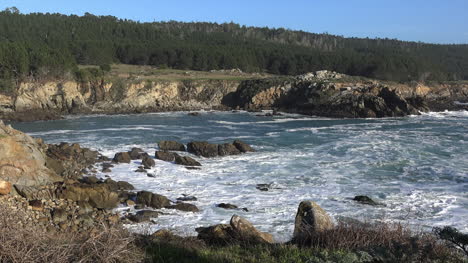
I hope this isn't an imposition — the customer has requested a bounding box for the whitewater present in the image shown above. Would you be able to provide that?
[12,110,468,241]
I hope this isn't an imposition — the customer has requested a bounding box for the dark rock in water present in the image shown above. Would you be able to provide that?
[218,143,241,156]
[292,201,334,244]
[103,178,135,191]
[142,156,155,169]
[166,202,200,212]
[102,167,111,173]
[128,148,147,160]
[135,167,146,173]
[102,162,114,169]
[147,173,156,178]
[188,112,201,116]
[185,166,201,170]
[127,210,160,223]
[136,191,170,209]
[187,141,219,157]
[155,151,176,162]
[233,140,255,153]
[256,184,271,191]
[217,203,238,209]
[116,181,135,191]
[177,195,197,201]
[113,152,131,163]
[158,141,186,151]
[174,155,201,166]
[353,195,378,206]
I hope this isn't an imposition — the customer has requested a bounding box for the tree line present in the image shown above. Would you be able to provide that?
[1,7,468,92]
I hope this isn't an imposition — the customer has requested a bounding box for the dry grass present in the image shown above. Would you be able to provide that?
[294,220,462,262]
[0,204,144,263]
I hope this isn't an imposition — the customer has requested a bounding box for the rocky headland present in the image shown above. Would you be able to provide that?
[0,70,467,122]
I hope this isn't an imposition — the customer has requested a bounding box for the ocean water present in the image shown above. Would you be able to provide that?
[11,110,468,241]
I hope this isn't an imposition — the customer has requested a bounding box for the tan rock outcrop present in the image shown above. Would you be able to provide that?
[0,121,61,186]
[293,201,334,242]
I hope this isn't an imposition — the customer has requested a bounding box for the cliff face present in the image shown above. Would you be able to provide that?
[0,71,467,121]
[2,79,240,118]
[225,71,468,118]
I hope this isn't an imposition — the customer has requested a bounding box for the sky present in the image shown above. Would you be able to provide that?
[1,0,467,44]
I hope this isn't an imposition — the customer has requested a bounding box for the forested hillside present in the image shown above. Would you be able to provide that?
[1,7,468,88]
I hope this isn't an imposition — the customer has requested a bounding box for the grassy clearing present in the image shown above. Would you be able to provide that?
[79,64,272,82]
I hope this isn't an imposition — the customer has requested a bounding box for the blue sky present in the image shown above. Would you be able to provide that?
[1,0,467,44]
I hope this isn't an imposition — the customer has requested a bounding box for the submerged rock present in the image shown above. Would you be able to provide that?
[128,148,148,160]
[166,202,200,212]
[217,203,248,212]
[177,195,197,202]
[218,143,241,156]
[127,210,160,223]
[293,201,334,243]
[158,141,185,151]
[353,195,379,206]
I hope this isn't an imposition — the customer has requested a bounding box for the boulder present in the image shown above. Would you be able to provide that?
[233,140,255,153]
[216,203,248,212]
[136,191,171,209]
[57,184,119,209]
[142,156,155,169]
[14,185,55,200]
[187,141,219,157]
[0,180,12,195]
[158,141,185,151]
[113,152,131,163]
[292,201,334,243]
[196,215,273,245]
[0,121,61,186]
[166,202,200,212]
[174,155,201,166]
[230,215,274,244]
[177,195,197,201]
[218,143,241,156]
[128,148,147,160]
[155,151,176,162]
[127,210,160,223]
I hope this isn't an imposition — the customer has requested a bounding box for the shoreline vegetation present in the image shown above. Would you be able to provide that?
[0,121,467,262]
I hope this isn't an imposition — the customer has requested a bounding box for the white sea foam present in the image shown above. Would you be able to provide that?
[17,111,468,240]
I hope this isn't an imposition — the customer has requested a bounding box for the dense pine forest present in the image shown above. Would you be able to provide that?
[1,7,468,92]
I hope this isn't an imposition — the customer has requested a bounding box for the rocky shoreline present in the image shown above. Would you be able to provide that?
[1,71,467,122]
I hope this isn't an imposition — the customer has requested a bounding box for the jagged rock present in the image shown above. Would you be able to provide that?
[103,178,135,191]
[292,201,334,243]
[218,143,241,156]
[128,148,148,160]
[136,191,170,209]
[233,140,255,153]
[46,142,101,178]
[0,121,61,186]
[127,210,160,223]
[353,195,378,206]
[187,141,219,157]
[158,141,185,151]
[155,151,176,162]
[113,152,131,163]
[57,183,119,209]
[174,155,201,166]
[166,202,200,212]
[102,168,111,173]
[196,215,273,245]
[76,201,94,214]
[142,156,155,169]
[0,180,12,195]
[14,185,55,200]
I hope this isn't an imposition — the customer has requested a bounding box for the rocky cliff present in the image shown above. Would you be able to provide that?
[0,71,467,121]
[224,71,468,118]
